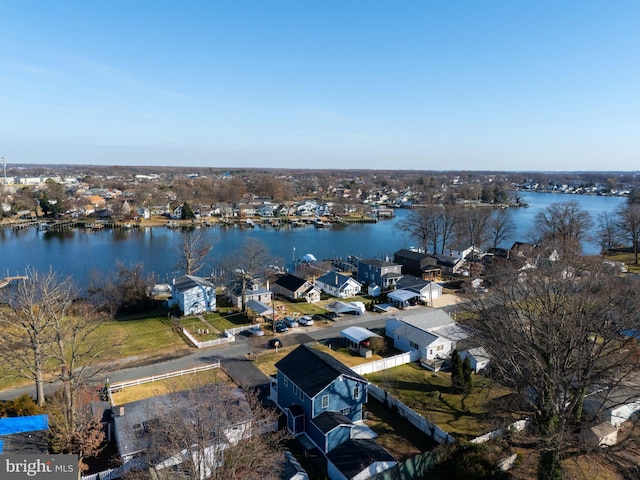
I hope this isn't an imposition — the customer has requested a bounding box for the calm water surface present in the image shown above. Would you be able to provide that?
[0,192,626,284]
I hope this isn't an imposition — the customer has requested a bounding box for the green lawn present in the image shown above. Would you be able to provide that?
[203,311,252,331]
[366,363,518,441]
[604,250,640,274]
[95,314,190,359]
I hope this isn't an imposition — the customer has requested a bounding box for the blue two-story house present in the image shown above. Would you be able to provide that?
[273,345,368,454]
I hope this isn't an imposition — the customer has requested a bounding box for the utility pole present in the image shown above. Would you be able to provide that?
[1,157,6,186]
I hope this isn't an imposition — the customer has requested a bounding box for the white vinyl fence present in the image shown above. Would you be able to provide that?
[182,327,235,348]
[350,351,418,375]
[108,362,221,396]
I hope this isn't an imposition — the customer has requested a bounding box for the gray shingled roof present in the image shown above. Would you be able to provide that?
[275,345,365,398]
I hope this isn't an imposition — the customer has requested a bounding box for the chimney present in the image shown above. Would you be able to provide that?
[112,405,125,417]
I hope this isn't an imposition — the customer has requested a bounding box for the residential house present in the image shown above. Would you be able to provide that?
[168,275,216,315]
[112,387,254,477]
[357,259,403,289]
[169,205,184,220]
[394,275,442,306]
[443,244,474,260]
[584,386,640,428]
[393,249,438,277]
[273,345,369,453]
[385,311,470,368]
[227,280,273,310]
[272,274,321,303]
[316,272,362,299]
[430,254,464,275]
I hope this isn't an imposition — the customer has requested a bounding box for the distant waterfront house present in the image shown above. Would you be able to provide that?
[227,280,273,310]
[316,272,362,299]
[272,274,321,303]
[443,244,474,260]
[430,254,464,275]
[168,275,216,315]
[169,205,183,220]
[357,259,403,289]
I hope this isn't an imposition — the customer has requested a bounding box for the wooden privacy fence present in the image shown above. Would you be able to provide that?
[108,362,221,395]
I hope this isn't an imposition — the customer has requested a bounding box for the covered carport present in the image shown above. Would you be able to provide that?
[387,289,419,309]
[246,300,274,318]
[341,326,381,349]
[326,301,366,316]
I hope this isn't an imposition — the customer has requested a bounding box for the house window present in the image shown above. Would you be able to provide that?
[283,377,288,387]
[342,407,351,415]
[436,345,444,351]
[299,390,303,401]
[321,395,329,408]
[293,385,298,395]
[410,341,418,350]
[353,385,360,400]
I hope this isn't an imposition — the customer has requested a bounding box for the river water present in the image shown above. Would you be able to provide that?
[0,192,626,285]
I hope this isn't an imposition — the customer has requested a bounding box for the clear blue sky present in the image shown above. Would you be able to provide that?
[1,1,639,170]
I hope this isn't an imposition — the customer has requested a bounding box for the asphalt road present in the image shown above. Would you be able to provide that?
[0,304,451,401]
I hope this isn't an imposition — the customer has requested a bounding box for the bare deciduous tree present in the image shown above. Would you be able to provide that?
[486,208,516,249]
[0,267,75,406]
[174,229,215,276]
[141,383,288,480]
[529,201,593,258]
[464,257,640,477]
[615,203,640,264]
[219,239,273,312]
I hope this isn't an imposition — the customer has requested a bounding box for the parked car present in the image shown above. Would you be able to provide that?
[284,316,299,328]
[298,315,314,326]
[275,321,289,333]
[269,338,282,348]
[247,325,264,337]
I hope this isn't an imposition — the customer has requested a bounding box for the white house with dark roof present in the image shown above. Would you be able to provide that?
[168,275,216,315]
[316,272,362,299]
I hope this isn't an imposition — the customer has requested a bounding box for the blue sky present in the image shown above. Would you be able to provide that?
[1,1,639,170]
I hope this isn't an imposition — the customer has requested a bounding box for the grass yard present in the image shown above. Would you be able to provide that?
[365,397,438,460]
[110,368,232,404]
[366,363,518,441]
[95,314,190,360]
[203,311,251,331]
[251,345,299,377]
[311,343,384,368]
[604,250,640,274]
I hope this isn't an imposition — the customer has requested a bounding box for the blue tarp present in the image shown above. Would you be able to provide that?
[0,414,48,435]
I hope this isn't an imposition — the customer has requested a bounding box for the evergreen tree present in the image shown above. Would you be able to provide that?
[462,356,473,394]
[450,350,464,394]
[181,201,195,219]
